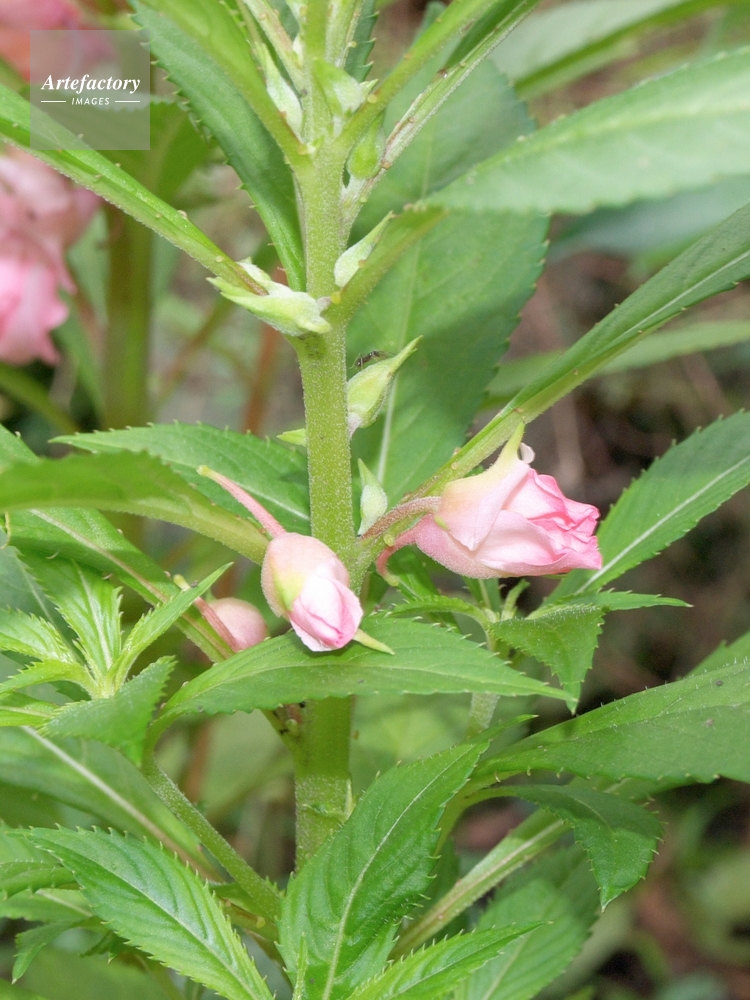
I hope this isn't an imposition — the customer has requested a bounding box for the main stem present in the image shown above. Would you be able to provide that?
[293,141,357,866]
[103,207,152,429]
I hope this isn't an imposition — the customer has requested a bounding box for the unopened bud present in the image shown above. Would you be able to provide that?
[210,260,330,338]
[347,337,420,435]
[358,459,388,534]
[208,598,268,651]
[334,213,392,289]
[313,58,374,127]
[347,114,386,180]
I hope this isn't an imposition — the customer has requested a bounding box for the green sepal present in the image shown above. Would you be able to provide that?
[211,261,331,337]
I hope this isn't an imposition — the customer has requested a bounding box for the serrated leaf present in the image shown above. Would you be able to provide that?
[0,729,200,860]
[388,596,489,625]
[692,628,750,674]
[0,451,268,564]
[0,862,72,898]
[479,659,750,785]
[55,423,310,534]
[492,606,603,710]
[507,785,662,906]
[19,948,173,1000]
[0,85,257,293]
[42,659,174,765]
[547,591,688,611]
[349,61,547,502]
[0,661,92,699]
[0,695,56,728]
[479,200,750,459]
[279,742,486,999]
[346,925,538,1000]
[131,3,304,288]
[24,558,121,677]
[456,847,599,1000]
[0,827,50,865]
[556,413,750,599]
[0,610,74,664]
[485,321,750,407]
[0,539,56,618]
[13,922,80,982]
[0,428,231,664]
[433,50,750,215]
[163,615,562,723]
[493,0,728,97]
[32,830,273,1000]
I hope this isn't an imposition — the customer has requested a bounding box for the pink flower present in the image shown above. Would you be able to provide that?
[382,433,602,579]
[0,149,99,366]
[0,0,83,77]
[262,533,363,652]
[205,598,268,652]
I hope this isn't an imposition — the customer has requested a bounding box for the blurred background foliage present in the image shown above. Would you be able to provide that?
[5,0,750,998]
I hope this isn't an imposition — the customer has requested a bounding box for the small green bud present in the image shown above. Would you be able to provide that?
[347,114,385,180]
[334,213,392,289]
[347,336,421,435]
[278,428,307,447]
[358,459,388,535]
[313,58,374,132]
[258,45,303,138]
[210,260,330,338]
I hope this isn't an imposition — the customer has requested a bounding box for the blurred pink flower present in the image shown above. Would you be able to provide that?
[381,434,602,579]
[0,0,83,77]
[262,533,363,652]
[205,597,268,652]
[0,148,99,365]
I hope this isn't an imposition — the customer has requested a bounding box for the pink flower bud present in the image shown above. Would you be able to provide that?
[0,0,83,77]
[383,434,602,579]
[261,533,363,652]
[207,598,268,651]
[0,249,67,365]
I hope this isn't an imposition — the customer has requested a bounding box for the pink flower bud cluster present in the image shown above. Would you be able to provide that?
[0,0,83,78]
[0,148,99,365]
[381,436,602,578]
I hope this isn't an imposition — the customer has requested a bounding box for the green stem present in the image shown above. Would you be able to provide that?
[291,145,356,864]
[392,811,565,956]
[293,698,353,866]
[141,748,282,928]
[103,207,152,429]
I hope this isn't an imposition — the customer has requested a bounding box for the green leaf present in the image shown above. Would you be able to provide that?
[55,423,310,533]
[0,695,56,728]
[0,610,74,663]
[0,861,72,898]
[32,830,273,1000]
[111,565,228,686]
[0,729,200,860]
[493,0,732,98]
[0,539,55,618]
[19,948,174,1000]
[0,85,261,294]
[548,591,687,612]
[114,99,213,204]
[0,426,226,664]
[692,627,750,674]
[456,847,599,1000]
[24,558,122,677]
[556,413,750,598]
[506,785,662,906]
[479,659,750,785]
[484,321,750,407]
[42,659,174,766]
[13,922,80,983]
[163,615,562,724]
[132,4,304,288]
[0,826,50,864]
[432,50,750,215]
[0,888,90,926]
[346,925,538,1000]
[279,742,486,999]
[0,451,268,564]
[458,199,750,479]
[492,606,603,710]
[349,61,547,501]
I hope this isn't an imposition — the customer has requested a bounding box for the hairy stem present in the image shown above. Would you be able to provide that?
[141,749,281,928]
[103,207,152,429]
